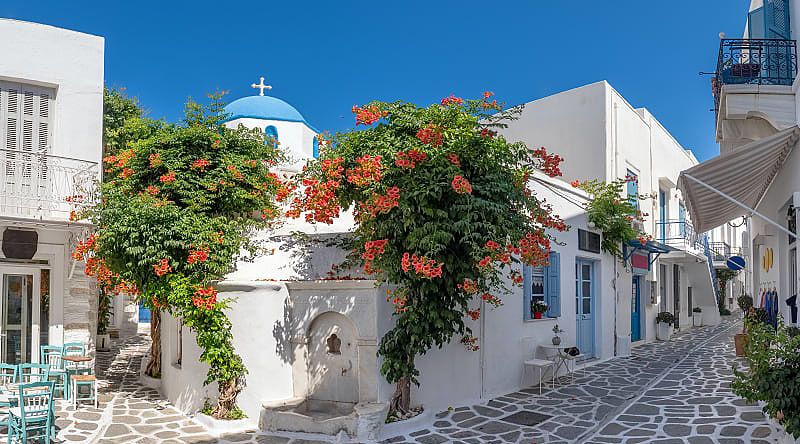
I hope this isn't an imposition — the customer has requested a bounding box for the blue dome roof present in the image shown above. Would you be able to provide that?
[224,96,314,128]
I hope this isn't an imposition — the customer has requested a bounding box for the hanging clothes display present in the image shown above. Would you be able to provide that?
[770,289,780,329]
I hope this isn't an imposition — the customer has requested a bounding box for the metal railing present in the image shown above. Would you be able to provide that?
[655,220,703,251]
[707,242,743,261]
[713,38,798,112]
[703,236,722,306]
[0,149,98,219]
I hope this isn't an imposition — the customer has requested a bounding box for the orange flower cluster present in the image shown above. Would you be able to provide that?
[72,234,97,260]
[113,280,139,296]
[362,239,388,275]
[466,308,481,321]
[416,123,443,147]
[451,175,473,194]
[479,128,496,138]
[481,91,499,110]
[153,259,172,277]
[120,168,134,179]
[519,232,551,266]
[187,246,209,264]
[457,278,478,294]
[481,292,503,307]
[321,157,345,178]
[287,179,342,224]
[149,153,162,168]
[346,155,382,186]
[394,149,427,169]
[361,186,400,218]
[386,290,408,313]
[352,105,387,126]
[145,185,160,196]
[441,95,464,106]
[509,270,524,286]
[485,240,500,251]
[85,257,114,286]
[401,252,443,279]
[192,159,211,170]
[159,172,176,183]
[532,147,563,177]
[103,149,135,170]
[192,287,217,310]
[448,153,461,167]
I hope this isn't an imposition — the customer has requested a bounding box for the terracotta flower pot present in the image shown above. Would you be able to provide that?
[533,312,543,319]
[734,333,748,357]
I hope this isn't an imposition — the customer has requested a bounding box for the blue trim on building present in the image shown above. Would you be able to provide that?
[222,114,320,133]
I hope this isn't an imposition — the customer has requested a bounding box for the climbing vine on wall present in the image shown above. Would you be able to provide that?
[289,94,567,414]
[71,91,290,419]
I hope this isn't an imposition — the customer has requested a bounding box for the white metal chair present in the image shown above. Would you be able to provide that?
[522,358,554,394]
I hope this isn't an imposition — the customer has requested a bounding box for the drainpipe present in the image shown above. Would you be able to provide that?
[479,297,486,399]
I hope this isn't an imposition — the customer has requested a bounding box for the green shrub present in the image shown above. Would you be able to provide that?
[656,312,675,326]
[737,295,754,313]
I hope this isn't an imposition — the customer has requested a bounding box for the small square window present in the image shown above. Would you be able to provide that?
[578,229,601,254]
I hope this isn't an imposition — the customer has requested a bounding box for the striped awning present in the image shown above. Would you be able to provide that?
[678,126,799,234]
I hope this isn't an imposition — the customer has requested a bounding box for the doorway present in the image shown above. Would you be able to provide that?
[631,276,642,342]
[0,268,45,364]
[673,264,681,329]
[575,260,595,358]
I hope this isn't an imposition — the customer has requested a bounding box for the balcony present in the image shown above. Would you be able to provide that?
[713,39,798,149]
[656,220,703,251]
[0,149,98,220]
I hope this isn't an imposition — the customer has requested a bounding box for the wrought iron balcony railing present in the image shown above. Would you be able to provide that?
[713,38,798,112]
[0,149,98,220]
[707,242,743,261]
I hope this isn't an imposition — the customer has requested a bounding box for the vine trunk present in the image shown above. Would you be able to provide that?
[145,309,162,378]
[211,378,242,419]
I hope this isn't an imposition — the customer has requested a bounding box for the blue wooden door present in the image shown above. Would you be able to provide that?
[138,303,151,323]
[631,276,642,342]
[575,260,595,358]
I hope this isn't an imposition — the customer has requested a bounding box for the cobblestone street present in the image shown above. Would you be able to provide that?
[49,317,784,443]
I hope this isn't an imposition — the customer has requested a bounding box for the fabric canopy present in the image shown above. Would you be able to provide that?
[678,126,799,234]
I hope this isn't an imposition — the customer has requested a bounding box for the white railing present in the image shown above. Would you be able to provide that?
[0,149,98,220]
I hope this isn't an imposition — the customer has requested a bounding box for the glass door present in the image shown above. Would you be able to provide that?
[575,260,595,358]
[0,270,41,364]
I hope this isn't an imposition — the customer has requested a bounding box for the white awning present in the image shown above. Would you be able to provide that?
[677,126,799,234]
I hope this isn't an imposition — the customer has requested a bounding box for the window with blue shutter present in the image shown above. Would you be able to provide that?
[626,169,638,210]
[523,251,561,319]
[766,0,791,39]
[312,136,319,158]
[265,125,278,145]
[545,251,561,317]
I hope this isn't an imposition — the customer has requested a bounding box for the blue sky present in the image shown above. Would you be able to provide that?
[4,1,748,161]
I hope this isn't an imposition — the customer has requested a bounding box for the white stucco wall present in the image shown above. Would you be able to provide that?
[0,19,104,164]
[224,118,317,172]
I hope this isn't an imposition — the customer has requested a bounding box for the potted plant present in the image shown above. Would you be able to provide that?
[734,295,753,356]
[551,324,564,345]
[532,300,548,320]
[656,312,675,341]
[97,288,113,352]
[692,307,703,327]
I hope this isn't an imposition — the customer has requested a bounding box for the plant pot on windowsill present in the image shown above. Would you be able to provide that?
[531,301,548,320]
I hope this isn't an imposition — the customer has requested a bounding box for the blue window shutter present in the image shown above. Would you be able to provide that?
[765,0,791,39]
[546,252,561,317]
[312,136,319,158]
[522,265,532,320]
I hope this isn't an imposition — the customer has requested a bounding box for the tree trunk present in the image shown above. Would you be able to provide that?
[211,378,242,419]
[389,375,412,416]
[145,309,161,378]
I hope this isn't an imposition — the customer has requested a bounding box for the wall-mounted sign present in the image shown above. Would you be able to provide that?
[2,229,38,259]
[727,255,746,271]
[630,250,650,275]
[762,247,774,272]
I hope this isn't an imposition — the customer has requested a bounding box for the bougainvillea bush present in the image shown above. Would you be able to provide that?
[72,93,289,418]
[289,94,567,413]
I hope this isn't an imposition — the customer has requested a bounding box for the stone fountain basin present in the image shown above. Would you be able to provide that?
[260,397,388,440]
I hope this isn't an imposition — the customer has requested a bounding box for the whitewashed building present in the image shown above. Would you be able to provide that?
[680,0,800,327]
[158,83,722,440]
[0,19,106,362]
[500,81,723,346]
